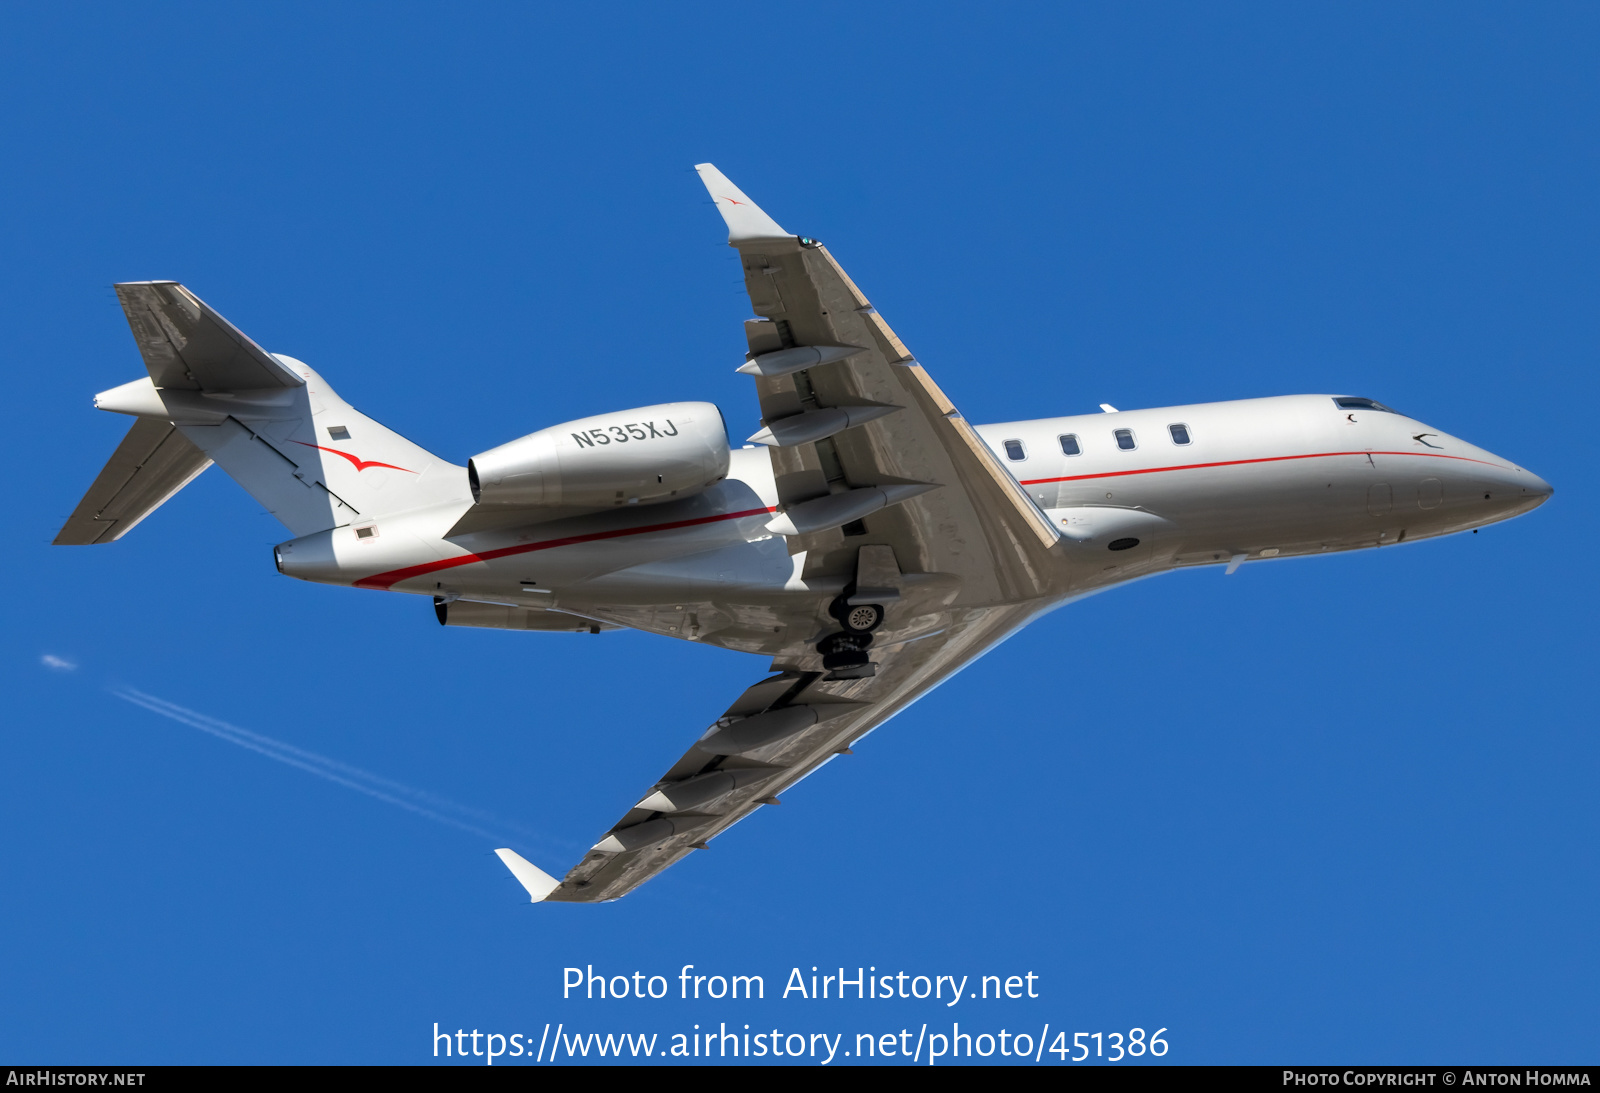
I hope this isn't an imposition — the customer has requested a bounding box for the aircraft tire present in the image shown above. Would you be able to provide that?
[829,596,885,634]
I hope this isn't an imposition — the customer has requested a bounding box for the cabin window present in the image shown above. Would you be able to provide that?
[327,425,351,441]
[1114,428,1136,451]
[1333,397,1397,414]
[1003,439,1027,461]
[1059,434,1081,456]
[1169,423,1191,445]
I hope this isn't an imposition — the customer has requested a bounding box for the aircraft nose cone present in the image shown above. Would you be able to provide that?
[1523,470,1554,505]
[1507,468,1553,514]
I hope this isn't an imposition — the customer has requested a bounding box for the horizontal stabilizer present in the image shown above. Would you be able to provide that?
[694,163,792,245]
[54,418,212,545]
[494,848,561,903]
[115,281,304,393]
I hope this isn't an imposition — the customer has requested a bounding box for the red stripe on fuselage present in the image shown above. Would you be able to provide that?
[354,506,778,591]
[1017,449,1503,487]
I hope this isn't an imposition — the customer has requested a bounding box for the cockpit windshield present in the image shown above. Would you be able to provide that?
[1333,397,1398,414]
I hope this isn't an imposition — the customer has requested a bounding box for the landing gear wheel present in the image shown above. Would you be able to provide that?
[841,603,884,633]
[829,595,885,634]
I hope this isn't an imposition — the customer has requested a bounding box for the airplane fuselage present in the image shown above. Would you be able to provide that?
[978,393,1547,569]
[273,390,1550,655]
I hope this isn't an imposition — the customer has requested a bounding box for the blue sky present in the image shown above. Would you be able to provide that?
[4,1,1595,1065]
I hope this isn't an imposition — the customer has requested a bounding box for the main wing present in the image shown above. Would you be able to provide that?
[502,166,1067,904]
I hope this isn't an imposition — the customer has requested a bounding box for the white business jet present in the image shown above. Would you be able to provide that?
[57,165,1551,904]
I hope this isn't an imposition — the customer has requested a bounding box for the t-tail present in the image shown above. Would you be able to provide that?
[55,282,467,545]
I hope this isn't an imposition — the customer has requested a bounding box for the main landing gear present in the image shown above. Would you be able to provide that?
[817,592,885,680]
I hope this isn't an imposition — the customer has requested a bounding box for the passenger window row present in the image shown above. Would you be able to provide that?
[1001,424,1195,461]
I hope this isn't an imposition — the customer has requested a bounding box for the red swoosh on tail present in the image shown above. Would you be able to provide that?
[293,441,416,474]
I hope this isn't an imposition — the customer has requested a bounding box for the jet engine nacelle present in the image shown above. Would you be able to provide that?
[467,402,729,508]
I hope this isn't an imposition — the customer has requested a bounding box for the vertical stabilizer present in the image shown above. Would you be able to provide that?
[70,283,470,540]
[176,353,469,535]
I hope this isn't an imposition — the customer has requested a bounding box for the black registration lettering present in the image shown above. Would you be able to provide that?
[610,425,629,442]
[646,422,662,438]
[626,423,646,440]
[572,432,595,448]
[589,428,610,445]
[660,419,679,437]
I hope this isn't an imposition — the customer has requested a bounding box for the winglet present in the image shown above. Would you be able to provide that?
[694,163,793,245]
[494,848,561,903]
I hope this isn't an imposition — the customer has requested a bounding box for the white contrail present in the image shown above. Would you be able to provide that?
[112,688,553,848]
[118,689,539,836]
